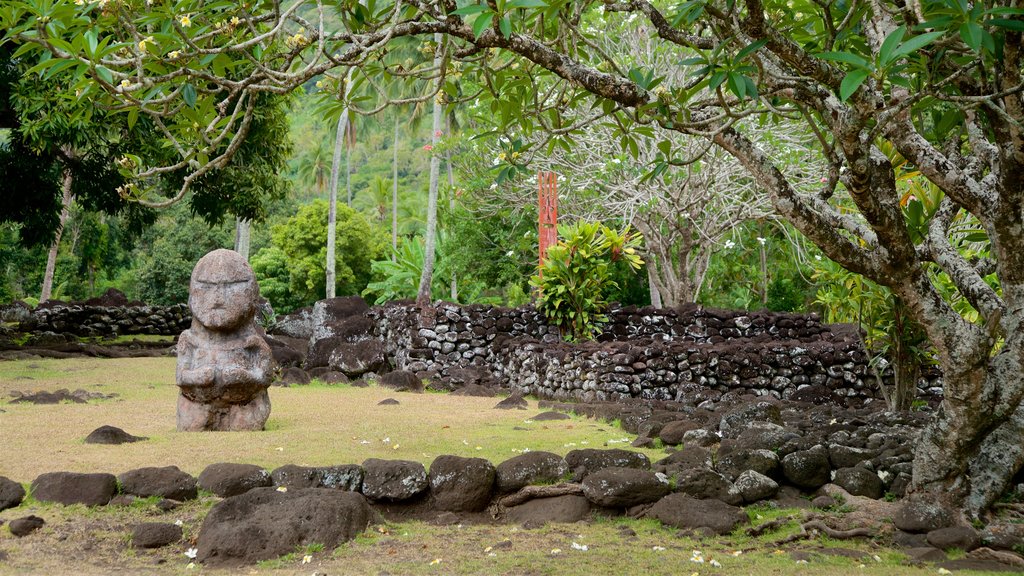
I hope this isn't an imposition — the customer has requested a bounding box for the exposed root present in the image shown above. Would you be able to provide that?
[766,514,875,546]
[496,483,584,508]
[746,515,798,537]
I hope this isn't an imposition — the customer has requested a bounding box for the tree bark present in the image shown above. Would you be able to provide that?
[446,113,457,302]
[234,217,251,261]
[392,116,400,259]
[326,68,354,299]
[647,262,662,308]
[40,169,73,303]
[416,33,445,307]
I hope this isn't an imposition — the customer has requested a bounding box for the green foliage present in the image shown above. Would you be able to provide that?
[252,199,386,313]
[530,222,643,342]
[132,205,233,306]
[363,236,441,305]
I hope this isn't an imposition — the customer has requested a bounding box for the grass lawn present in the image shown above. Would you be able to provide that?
[0,357,1013,575]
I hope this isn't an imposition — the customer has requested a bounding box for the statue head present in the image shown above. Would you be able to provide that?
[188,249,260,331]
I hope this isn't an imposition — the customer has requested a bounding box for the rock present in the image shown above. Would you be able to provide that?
[728,423,793,452]
[8,515,44,537]
[582,468,670,508]
[781,445,831,489]
[531,411,570,421]
[719,401,783,438]
[828,444,877,469]
[734,470,779,503]
[319,370,351,384]
[277,367,311,385]
[653,446,713,476]
[196,487,371,566]
[893,496,956,533]
[927,526,981,552]
[176,249,273,432]
[964,547,1024,569]
[716,449,780,481]
[131,522,183,549]
[378,398,400,405]
[270,306,314,340]
[893,531,930,549]
[658,420,699,446]
[271,465,364,492]
[494,394,528,410]
[0,476,26,511]
[31,472,117,506]
[119,466,198,501]
[811,495,837,509]
[428,455,496,512]
[505,495,590,525]
[326,340,389,377]
[198,463,272,498]
[361,459,428,502]
[379,370,423,392]
[904,546,948,563]
[564,449,650,482]
[671,468,742,505]
[264,336,304,369]
[649,493,749,535]
[833,467,883,499]
[84,425,146,445]
[495,452,569,494]
[450,384,497,397]
[681,428,721,448]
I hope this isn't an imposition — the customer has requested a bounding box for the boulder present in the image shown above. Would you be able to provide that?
[564,449,650,482]
[269,306,314,340]
[495,452,569,494]
[505,495,590,525]
[264,336,304,369]
[927,526,981,552]
[716,448,780,481]
[653,446,713,476]
[31,472,117,506]
[671,468,742,505]
[276,367,311,386]
[649,493,749,535]
[361,459,428,502]
[132,522,183,549]
[494,394,528,410]
[0,476,26,511]
[726,422,794,452]
[325,340,388,377]
[379,370,423,393]
[531,411,570,421]
[271,464,363,492]
[198,463,273,498]
[833,467,883,499]
[781,445,831,489]
[734,469,779,503]
[84,425,146,445]
[119,466,198,501]
[658,420,700,446]
[581,468,670,508]
[196,487,371,566]
[828,444,877,469]
[8,515,44,537]
[893,496,957,533]
[428,455,496,512]
[719,401,784,438]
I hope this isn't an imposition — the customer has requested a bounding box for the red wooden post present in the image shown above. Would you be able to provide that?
[538,171,558,270]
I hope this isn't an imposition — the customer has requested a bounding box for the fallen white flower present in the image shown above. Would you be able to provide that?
[571,542,588,551]
[184,547,198,559]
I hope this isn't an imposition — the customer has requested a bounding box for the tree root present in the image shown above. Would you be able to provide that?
[746,515,798,537]
[767,515,876,546]
[496,483,584,508]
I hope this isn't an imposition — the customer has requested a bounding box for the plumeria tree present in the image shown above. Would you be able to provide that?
[5,0,1024,518]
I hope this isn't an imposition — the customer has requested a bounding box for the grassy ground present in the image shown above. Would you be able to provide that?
[0,357,1012,575]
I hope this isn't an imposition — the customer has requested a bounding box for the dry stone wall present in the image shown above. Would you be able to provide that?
[367,301,875,405]
[17,303,190,337]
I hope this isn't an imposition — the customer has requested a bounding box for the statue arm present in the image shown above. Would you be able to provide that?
[176,331,215,386]
[219,335,273,385]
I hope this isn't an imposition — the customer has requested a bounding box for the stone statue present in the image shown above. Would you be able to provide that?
[176,249,273,431]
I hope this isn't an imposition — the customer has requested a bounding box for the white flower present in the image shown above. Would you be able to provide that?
[710,558,722,567]
[652,546,666,551]
[302,555,312,564]
[550,549,562,555]
[724,240,736,249]
[611,158,621,164]
[571,542,588,551]
[506,250,514,257]
[757,236,767,245]
[814,254,822,261]
[276,486,288,492]
[174,519,183,527]
[184,547,198,559]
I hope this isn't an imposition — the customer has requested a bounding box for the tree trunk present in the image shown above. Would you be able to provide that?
[446,113,457,302]
[326,68,354,299]
[416,33,444,307]
[647,263,662,308]
[392,116,400,259]
[346,116,353,206]
[234,217,251,261]
[40,170,74,303]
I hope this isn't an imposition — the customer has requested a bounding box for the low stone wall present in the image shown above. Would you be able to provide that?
[17,303,190,337]
[367,301,875,404]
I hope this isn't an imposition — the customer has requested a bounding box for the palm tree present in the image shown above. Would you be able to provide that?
[326,67,355,299]
[416,33,445,307]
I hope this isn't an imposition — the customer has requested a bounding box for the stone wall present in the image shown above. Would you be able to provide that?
[367,301,875,404]
[17,303,191,337]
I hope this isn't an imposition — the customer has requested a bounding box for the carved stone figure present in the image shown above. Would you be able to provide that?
[176,249,272,431]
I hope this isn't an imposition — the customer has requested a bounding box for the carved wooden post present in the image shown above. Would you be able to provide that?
[538,171,558,272]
